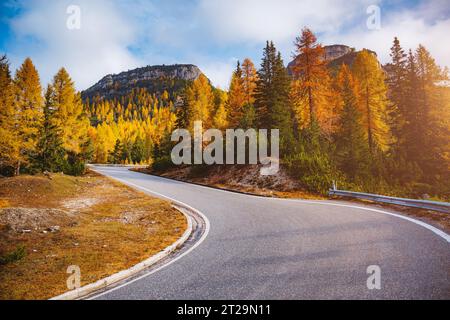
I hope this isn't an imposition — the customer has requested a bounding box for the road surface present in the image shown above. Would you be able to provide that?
[91,166,449,300]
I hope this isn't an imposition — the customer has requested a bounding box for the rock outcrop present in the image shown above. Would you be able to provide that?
[82,64,203,101]
[323,44,354,61]
[288,44,378,75]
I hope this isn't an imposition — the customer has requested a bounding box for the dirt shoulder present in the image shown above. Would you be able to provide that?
[136,165,325,200]
[0,171,186,300]
[136,165,449,234]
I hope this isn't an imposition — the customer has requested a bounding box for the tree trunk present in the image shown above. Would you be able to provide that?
[15,160,20,176]
[308,86,315,126]
[366,85,373,154]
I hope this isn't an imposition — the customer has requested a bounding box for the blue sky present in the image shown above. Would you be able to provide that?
[1,0,449,90]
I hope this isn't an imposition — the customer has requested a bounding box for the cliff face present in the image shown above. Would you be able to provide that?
[323,44,353,61]
[287,44,378,75]
[82,64,203,101]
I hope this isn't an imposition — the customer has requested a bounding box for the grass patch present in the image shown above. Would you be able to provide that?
[0,246,26,266]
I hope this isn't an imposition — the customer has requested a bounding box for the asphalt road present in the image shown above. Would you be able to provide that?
[91,166,449,300]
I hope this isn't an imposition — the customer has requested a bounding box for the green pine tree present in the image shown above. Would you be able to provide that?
[334,66,369,181]
[240,103,256,129]
[109,139,122,164]
[270,52,295,156]
[255,41,277,127]
[409,46,449,183]
[13,57,43,175]
[0,55,19,175]
[387,37,408,154]
[34,85,65,172]
[131,136,145,164]
[50,68,89,154]
[255,42,295,156]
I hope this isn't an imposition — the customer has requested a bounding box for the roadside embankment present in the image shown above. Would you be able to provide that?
[0,171,187,300]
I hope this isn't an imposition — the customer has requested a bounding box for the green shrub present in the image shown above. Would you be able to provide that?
[62,151,86,176]
[152,156,174,172]
[0,245,26,266]
[286,151,337,195]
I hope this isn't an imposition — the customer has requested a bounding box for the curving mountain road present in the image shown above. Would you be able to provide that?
[90,166,449,300]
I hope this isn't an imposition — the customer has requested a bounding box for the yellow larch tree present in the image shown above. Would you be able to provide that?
[290,28,335,135]
[186,74,214,130]
[352,49,391,153]
[51,68,89,154]
[241,58,258,106]
[227,62,246,127]
[213,90,228,130]
[13,57,43,174]
[0,55,20,174]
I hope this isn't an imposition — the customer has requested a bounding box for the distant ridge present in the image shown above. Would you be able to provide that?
[82,64,204,101]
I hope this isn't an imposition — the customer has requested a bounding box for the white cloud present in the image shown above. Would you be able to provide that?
[321,2,450,69]
[8,0,142,90]
[195,0,450,70]
[198,59,238,90]
[198,0,368,44]
[5,0,450,92]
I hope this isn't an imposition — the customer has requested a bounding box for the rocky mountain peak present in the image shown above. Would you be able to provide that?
[82,64,203,101]
[287,44,378,75]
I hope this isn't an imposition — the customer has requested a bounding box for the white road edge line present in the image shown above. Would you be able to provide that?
[270,198,450,243]
[107,168,450,244]
[86,174,211,300]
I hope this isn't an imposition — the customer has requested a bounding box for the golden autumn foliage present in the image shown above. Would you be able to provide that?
[13,58,44,173]
[0,56,19,173]
[186,74,215,130]
[227,63,246,127]
[241,58,258,106]
[87,104,176,164]
[334,64,370,179]
[213,90,228,130]
[50,68,89,154]
[1,31,448,199]
[227,59,258,128]
[352,49,390,152]
[290,28,335,135]
[83,85,178,164]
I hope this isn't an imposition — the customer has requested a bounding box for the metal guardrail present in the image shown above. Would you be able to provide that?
[329,189,450,213]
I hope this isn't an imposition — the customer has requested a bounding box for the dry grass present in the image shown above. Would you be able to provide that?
[138,165,324,200]
[0,171,186,300]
